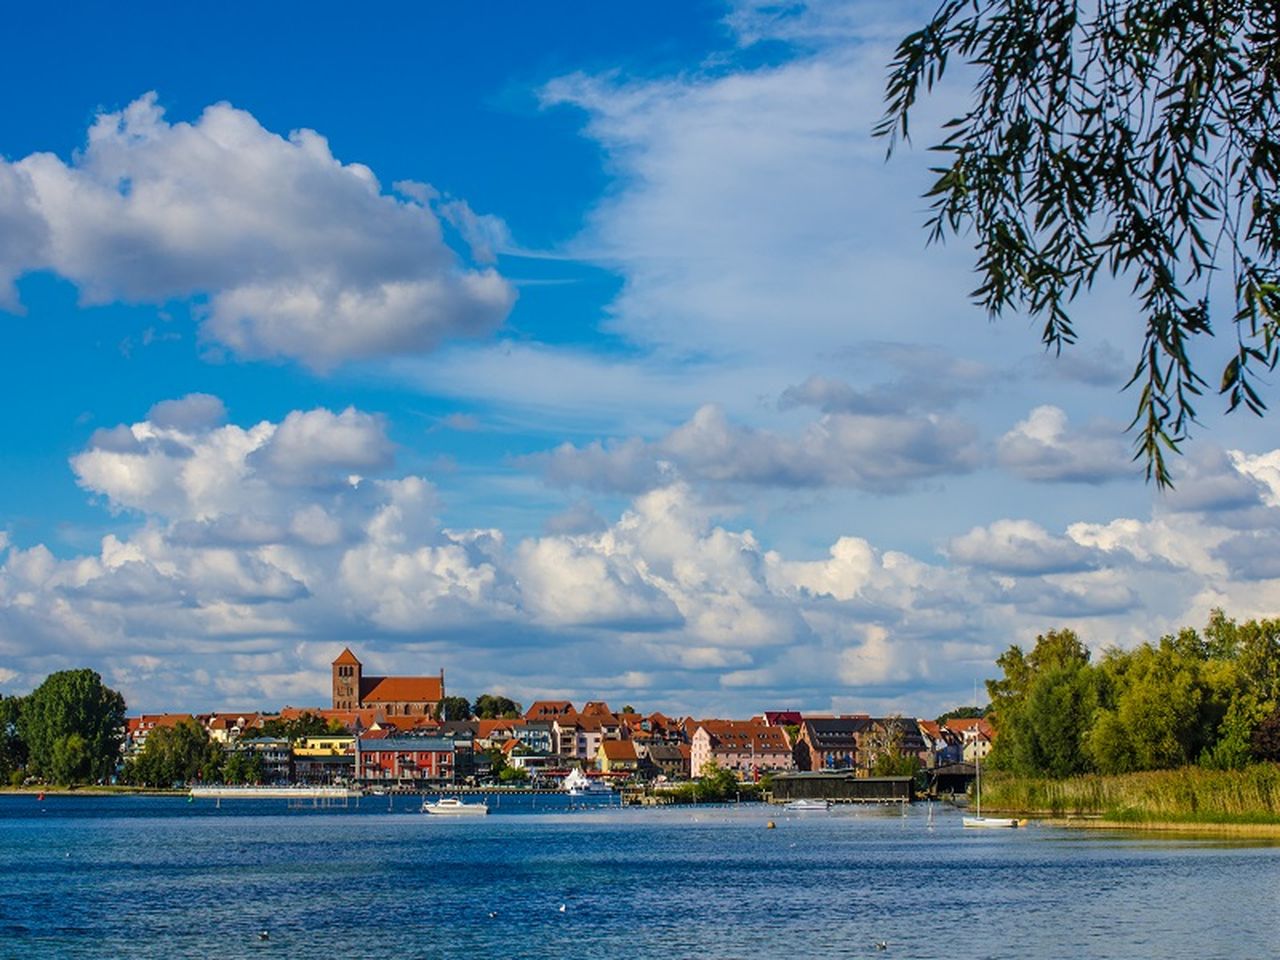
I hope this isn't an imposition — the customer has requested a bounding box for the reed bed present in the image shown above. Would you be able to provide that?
[980,764,1280,823]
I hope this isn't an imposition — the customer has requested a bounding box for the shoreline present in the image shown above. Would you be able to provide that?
[1035,815,1280,837]
[0,786,187,797]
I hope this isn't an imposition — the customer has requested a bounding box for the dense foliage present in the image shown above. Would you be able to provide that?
[472,694,522,719]
[0,696,27,785]
[987,612,1280,777]
[255,712,344,741]
[124,718,224,787]
[436,696,472,721]
[18,670,126,785]
[878,0,1280,485]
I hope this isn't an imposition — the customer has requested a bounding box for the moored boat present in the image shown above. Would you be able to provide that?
[962,815,1027,829]
[563,768,613,796]
[421,797,489,816]
[783,799,831,812]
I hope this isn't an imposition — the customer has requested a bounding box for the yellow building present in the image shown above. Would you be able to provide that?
[294,735,355,756]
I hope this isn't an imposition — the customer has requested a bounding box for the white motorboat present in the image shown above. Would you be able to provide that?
[421,797,489,816]
[563,768,613,796]
[783,799,831,812]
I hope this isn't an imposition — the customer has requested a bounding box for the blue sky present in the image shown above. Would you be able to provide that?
[2,1,1278,717]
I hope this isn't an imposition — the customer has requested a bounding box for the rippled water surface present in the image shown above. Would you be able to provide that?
[2,794,1278,958]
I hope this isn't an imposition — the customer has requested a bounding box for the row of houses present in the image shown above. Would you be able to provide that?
[123,702,995,787]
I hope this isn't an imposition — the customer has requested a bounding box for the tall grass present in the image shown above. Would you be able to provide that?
[980,764,1280,823]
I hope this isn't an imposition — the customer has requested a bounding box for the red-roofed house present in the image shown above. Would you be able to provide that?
[597,739,639,776]
[690,720,794,780]
[945,717,995,761]
[331,648,444,717]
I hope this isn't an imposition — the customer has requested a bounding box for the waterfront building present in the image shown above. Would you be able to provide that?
[597,739,639,776]
[555,714,611,765]
[355,736,455,786]
[292,734,355,784]
[234,737,293,783]
[330,648,444,717]
[689,720,794,780]
[792,717,872,772]
[635,742,690,780]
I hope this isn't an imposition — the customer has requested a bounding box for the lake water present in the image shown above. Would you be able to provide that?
[1,793,1277,959]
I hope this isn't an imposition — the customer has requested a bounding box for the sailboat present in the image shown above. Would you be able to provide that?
[962,753,1026,829]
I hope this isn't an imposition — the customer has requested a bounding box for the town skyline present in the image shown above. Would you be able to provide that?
[3,1,1280,720]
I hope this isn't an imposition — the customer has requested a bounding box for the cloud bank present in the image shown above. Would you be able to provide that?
[0,93,514,368]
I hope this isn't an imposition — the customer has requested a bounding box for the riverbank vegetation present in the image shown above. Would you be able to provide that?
[981,765,1280,823]
[983,611,1280,821]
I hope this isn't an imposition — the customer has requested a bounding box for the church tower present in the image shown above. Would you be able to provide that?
[332,647,362,710]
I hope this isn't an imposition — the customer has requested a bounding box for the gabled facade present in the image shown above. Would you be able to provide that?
[597,739,639,775]
[690,720,794,780]
[792,717,872,772]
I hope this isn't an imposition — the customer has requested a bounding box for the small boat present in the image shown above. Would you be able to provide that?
[963,815,1027,829]
[563,768,613,796]
[783,799,831,812]
[421,797,489,816]
[963,755,1027,828]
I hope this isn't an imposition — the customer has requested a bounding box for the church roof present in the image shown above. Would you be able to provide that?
[359,675,443,704]
[332,647,361,666]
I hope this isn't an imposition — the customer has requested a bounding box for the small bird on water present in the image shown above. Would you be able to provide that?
[558,904,567,913]
[258,930,270,941]
[487,911,498,919]
[873,941,888,951]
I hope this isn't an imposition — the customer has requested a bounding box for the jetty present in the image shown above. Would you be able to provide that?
[189,785,361,808]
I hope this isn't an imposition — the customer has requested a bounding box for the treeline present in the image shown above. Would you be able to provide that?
[0,669,125,787]
[987,611,1280,778]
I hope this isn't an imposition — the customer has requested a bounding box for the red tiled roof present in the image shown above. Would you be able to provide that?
[696,719,791,752]
[600,740,638,761]
[945,718,995,738]
[476,719,516,739]
[525,700,575,719]
[360,675,443,704]
[332,647,362,666]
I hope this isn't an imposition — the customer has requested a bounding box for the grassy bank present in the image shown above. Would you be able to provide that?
[0,785,186,796]
[981,764,1280,824]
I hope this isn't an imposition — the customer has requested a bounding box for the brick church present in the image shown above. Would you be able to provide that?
[331,648,444,717]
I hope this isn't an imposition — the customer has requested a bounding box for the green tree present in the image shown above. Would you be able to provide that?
[435,696,472,721]
[49,734,90,787]
[19,669,126,784]
[0,695,27,783]
[473,695,522,719]
[255,712,344,742]
[878,0,1280,485]
[987,629,1095,776]
[1087,638,1224,773]
[125,719,224,787]
[935,705,985,724]
[866,716,924,777]
[1250,707,1280,763]
[498,764,529,784]
[693,762,740,802]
